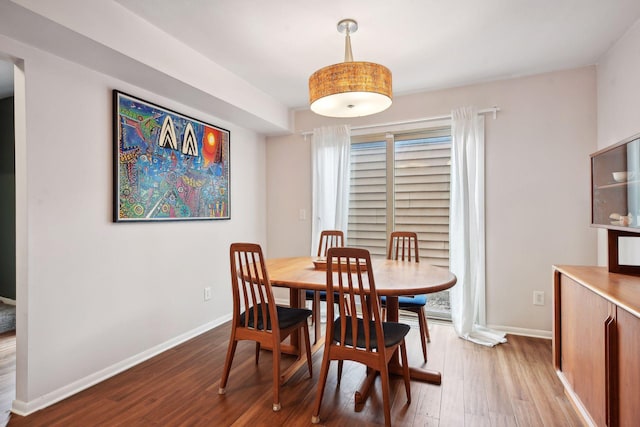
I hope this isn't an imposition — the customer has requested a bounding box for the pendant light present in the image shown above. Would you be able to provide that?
[309,19,392,118]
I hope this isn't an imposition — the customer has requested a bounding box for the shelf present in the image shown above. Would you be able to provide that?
[596,179,640,190]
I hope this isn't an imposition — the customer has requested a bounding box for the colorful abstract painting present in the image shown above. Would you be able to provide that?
[114,91,230,221]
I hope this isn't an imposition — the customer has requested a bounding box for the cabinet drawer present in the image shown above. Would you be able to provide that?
[616,306,640,426]
[559,274,609,427]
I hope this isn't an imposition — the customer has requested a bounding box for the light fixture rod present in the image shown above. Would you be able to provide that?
[344,33,353,62]
[338,19,357,62]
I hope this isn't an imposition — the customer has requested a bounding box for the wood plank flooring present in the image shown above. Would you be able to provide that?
[0,331,15,427]
[5,321,584,426]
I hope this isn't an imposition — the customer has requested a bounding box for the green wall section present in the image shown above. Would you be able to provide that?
[0,96,15,300]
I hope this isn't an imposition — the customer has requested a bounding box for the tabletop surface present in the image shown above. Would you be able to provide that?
[266,256,457,297]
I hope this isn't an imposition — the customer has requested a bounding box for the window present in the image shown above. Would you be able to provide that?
[347,128,452,319]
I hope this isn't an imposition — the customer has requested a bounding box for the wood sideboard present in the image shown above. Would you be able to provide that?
[553,265,640,427]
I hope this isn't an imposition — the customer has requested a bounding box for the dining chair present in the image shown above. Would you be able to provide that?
[219,242,313,411]
[306,230,344,341]
[311,247,411,427]
[383,231,431,362]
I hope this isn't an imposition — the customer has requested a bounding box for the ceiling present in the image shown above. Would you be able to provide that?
[112,0,640,109]
[1,1,640,112]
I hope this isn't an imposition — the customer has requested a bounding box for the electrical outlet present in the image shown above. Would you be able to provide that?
[204,287,212,301]
[533,291,544,306]
[299,208,306,221]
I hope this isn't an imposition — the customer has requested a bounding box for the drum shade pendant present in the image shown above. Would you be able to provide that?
[309,19,392,118]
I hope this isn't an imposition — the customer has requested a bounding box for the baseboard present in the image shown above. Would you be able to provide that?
[279,298,553,340]
[11,312,233,416]
[555,370,597,426]
[487,324,552,339]
[276,298,553,340]
[0,297,16,306]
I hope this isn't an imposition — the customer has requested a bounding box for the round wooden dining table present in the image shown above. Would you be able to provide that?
[265,256,457,401]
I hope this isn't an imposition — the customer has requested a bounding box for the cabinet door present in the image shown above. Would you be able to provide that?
[616,306,640,427]
[560,275,610,426]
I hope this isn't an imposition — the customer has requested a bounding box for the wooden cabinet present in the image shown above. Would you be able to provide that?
[616,306,640,426]
[558,274,609,425]
[553,266,640,427]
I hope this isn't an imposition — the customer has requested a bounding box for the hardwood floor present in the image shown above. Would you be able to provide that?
[5,322,583,426]
[0,331,15,427]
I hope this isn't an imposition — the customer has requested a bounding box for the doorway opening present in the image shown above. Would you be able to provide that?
[0,57,16,423]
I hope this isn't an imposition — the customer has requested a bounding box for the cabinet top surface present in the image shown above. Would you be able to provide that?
[554,265,640,317]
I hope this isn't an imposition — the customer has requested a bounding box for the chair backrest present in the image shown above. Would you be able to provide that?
[387,231,420,262]
[325,247,385,352]
[317,230,344,257]
[229,242,278,333]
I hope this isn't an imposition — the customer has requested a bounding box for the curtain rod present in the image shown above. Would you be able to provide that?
[300,106,500,136]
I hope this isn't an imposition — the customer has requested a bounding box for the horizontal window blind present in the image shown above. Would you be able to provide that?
[348,128,452,319]
[348,140,387,257]
[394,136,451,267]
[349,129,451,263]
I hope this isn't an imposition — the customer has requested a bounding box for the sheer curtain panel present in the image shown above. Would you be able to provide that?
[449,106,506,347]
[311,125,351,254]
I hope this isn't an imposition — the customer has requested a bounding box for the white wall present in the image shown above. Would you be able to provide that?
[0,34,267,412]
[267,67,598,335]
[596,18,640,264]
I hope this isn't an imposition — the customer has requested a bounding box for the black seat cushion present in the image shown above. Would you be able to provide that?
[332,316,410,349]
[239,304,312,331]
[305,290,327,300]
[305,290,343,303]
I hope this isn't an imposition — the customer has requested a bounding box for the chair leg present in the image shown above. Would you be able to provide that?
[422,307,431,342]
[311,345,332,424]
[337,360,343,386]
[312,291,321,344]
[400,340,411,403]
[379,356,392,427]
[312,291,321,325]
[272,341,281,412]
[303,322,313,378]
[218,339,237,394]
[255,342,261,364]
[416,308,428,362]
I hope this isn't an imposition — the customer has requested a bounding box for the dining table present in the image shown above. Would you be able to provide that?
[265,255,457,403]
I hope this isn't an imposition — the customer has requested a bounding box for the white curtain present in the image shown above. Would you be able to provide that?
[311,125,351,255]
[449,106,506,347]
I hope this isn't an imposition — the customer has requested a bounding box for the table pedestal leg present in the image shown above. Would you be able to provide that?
[354,296,443,403]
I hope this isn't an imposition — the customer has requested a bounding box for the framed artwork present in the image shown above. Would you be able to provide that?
[113,90,230,221]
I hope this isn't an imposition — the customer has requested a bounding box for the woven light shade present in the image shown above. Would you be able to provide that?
[309,19,392,118]
[309,61,392,118]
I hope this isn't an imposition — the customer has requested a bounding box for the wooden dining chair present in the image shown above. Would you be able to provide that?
[311,247,411,427]
[219,242,313,411]
[384,231,431,362]
[306,230,344,340]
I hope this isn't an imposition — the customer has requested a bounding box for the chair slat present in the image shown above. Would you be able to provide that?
[317,230,344,257]
[388,231,420,262]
